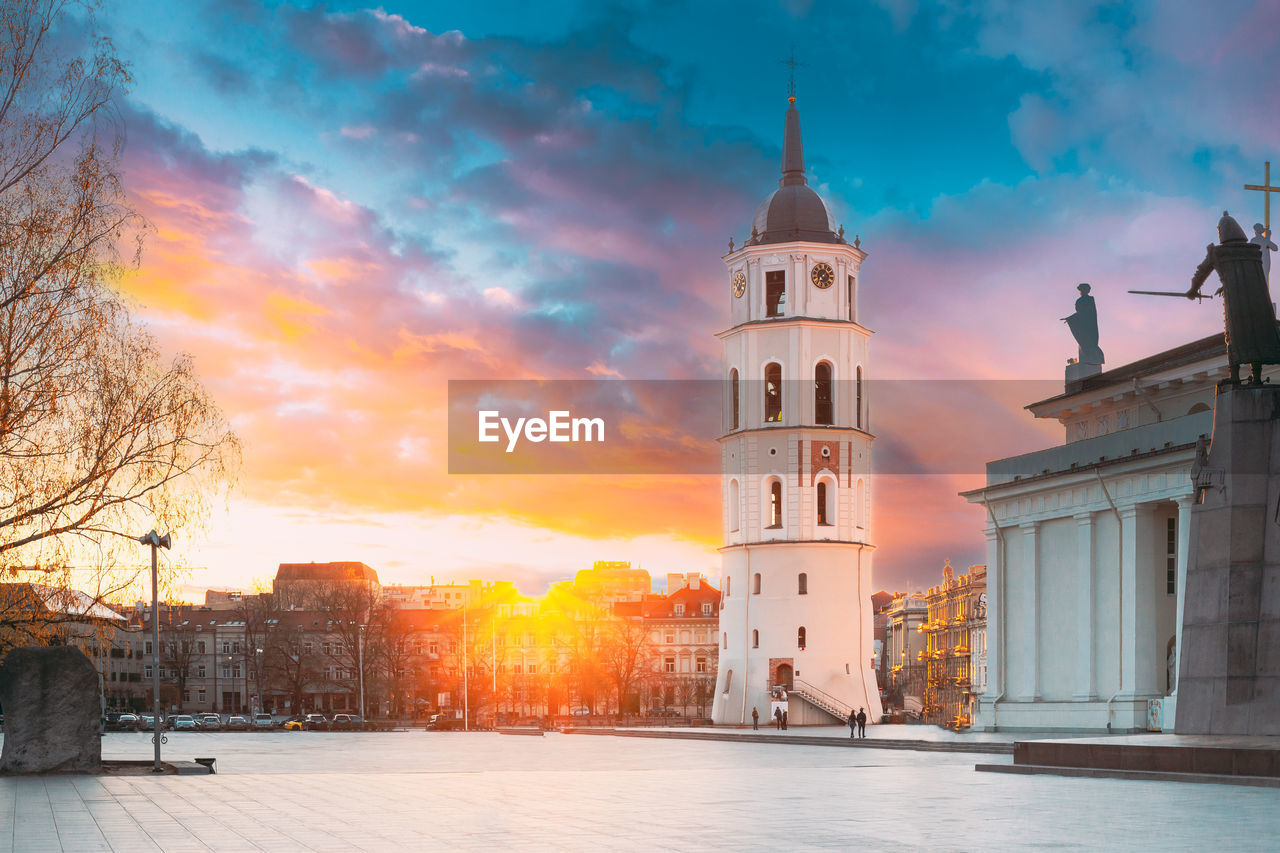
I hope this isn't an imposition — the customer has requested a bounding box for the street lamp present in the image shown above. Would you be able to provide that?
[137,529,171,773]
[357,625,366,720]
[255,648,264,714]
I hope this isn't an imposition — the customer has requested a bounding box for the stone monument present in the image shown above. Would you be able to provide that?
[0,646,102,773]
[1176,212,1280,736]
[1063,282,1105,382]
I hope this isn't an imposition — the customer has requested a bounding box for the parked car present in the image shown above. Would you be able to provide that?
[331,713,369,731]
[427,713,463,731]
[304,713,328,731]
[116,713,139,731]
[171,714,198,731]
[570,708,592,716]
[137,714,155,731]
[225,715,250,730]
[252,713,273,729]
[283,717,305,731]
[198,714,221,730]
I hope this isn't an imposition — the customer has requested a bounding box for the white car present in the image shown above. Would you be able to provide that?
[253,713,273,729]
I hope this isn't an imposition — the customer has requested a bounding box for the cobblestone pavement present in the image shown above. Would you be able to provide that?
[2,731,1278,851]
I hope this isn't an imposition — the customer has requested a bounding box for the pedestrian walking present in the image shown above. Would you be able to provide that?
[856,707,867,738]
[781,709,788,730]
[752,706,759,730]
[773,707,782,729]
[847,708,857,739]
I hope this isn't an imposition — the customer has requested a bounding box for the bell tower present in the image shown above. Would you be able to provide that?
[712,94,883,725]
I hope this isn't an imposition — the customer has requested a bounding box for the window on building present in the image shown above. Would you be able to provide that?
[197,666,206,678]
[232,642,240,654]
[798,626,807,649]
[144,666,152,678]
[816,482,829,526]
[221,642,230,654]
[1167,516,1177,595]
[815,362,833,425]
[696,657,708,673]
[702,602,712,616]
[674,603,685,616]
[197,641,206,654]
[753,573,762,595]
[729,479,740,532]
[723,632,728,650]
[856,365,863,429]
[730,368,740,429]
[848,275,855,321]
[197,689,206,702]
[665,631,676,644]
[798,573,808,595]
[232,666,241,678]
[722,669,732,694]
[768,480,783,528]
[145,641,152,655]
[856,479,865,529]
[664,657,676,673]
[514,664,522,675]
[765,270,785,316]
[429,641,439,655]
[764,363,782,422]
[752,629,759,648]
[528,664,537,675]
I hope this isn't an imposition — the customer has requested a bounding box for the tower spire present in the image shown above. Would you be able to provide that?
[780,97,806,187]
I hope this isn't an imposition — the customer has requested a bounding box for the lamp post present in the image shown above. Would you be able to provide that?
[357,625,366,720]
[255,648,264,714]
[137,529,171,773]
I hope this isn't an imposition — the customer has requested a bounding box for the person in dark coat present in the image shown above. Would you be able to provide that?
[773,707,782,730]
[781,709,788,730]
[848,708,857,739]
[856,708,867,738]
[752,706,759,730]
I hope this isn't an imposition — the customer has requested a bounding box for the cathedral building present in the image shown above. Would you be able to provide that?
[712,95,884,726]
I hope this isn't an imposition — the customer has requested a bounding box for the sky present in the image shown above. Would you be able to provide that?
[93,0,1280,596]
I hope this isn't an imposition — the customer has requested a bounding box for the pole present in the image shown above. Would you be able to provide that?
[462,604,469,731]
[149,540,162,773]
[358,626,366,720]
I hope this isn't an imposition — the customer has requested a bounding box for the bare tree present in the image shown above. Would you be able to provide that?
[0,1,238,620]
[160,609,199,712]
[599,610,653,720]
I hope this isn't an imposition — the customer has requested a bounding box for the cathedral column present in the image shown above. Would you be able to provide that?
[981,527,1003,706]
[1019,521,1040,701]
[1116,504,1159,700]
[1073,512,1097,701]
[1170,495,1194,700]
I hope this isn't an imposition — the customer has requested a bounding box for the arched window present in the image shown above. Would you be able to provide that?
[856,365,863,430]
[816,481,829,526]
[722,668,732,693]
[798,573,808,595]
[766,270,785,316]
[797,626,807,649]
[768,480,783,528]
[752,629,759,648]
[723,632,728,650]
[753,572,761,595]
[764,362,782,423]
[729,368,740,429]
[815,362,833,425]
[848,275,855,322]
[728,479,740,532]
[725,576,730,596]
[856,478,865,530]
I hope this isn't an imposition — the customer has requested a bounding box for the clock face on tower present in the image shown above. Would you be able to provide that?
[810,262,834,289]
[732,271,747,298]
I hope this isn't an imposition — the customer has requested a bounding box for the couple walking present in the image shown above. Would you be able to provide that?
[847,707,867,738]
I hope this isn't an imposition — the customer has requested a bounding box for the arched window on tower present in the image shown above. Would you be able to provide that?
[753,573,761,595]
[728,479,740,532]
[723,632,728,650]
[798,573,808,595]
[725,576,731,596]
[848,275,855,322]
[816,481,830,526]
[766,270,786,317]
[767,480,783,528]
[856,365,864,430]
[764,363,782,423]
[815,362,833,425]
[729,368,739,429]
[752,629,759,648]
[797,626,807,649]
[856,478,865,530]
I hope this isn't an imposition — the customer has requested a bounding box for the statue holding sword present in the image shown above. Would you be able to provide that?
[1131,211,1280,385]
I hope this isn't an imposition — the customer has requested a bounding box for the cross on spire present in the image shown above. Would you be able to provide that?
[781,48,804,104]
[1245,160,1278,232]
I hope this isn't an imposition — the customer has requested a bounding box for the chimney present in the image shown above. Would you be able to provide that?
[666,573,683,593]
[689,574,700,590]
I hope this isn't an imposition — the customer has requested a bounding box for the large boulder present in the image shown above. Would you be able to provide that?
[0,646,101,773]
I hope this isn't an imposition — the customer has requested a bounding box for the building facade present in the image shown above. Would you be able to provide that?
[963,334,1269,731]
[883,592,927,715]
[922,562,987,729]
[713,94,883,725]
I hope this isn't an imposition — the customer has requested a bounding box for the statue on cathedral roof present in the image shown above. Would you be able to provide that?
[1187,211,1280,384]
[1063,282,1105,366]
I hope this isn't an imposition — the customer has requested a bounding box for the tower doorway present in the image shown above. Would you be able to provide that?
[775,662,794,690]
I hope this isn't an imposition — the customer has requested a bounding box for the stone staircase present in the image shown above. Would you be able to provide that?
[789,678,853,724]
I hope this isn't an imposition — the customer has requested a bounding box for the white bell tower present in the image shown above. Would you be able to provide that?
[712,94,883,726]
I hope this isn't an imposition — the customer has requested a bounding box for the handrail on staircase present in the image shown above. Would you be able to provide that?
[790,678,853,719]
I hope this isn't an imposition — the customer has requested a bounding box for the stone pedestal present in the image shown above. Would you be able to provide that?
[0,646,101,773]
[1176,385,1280,735]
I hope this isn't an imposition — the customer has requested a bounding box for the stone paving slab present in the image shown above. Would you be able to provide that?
[2,731,1278,851]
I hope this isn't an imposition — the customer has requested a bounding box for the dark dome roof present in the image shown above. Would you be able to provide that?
[749,101,842,246]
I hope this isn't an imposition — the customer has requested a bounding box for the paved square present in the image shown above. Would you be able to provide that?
[1,730,1278,851]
